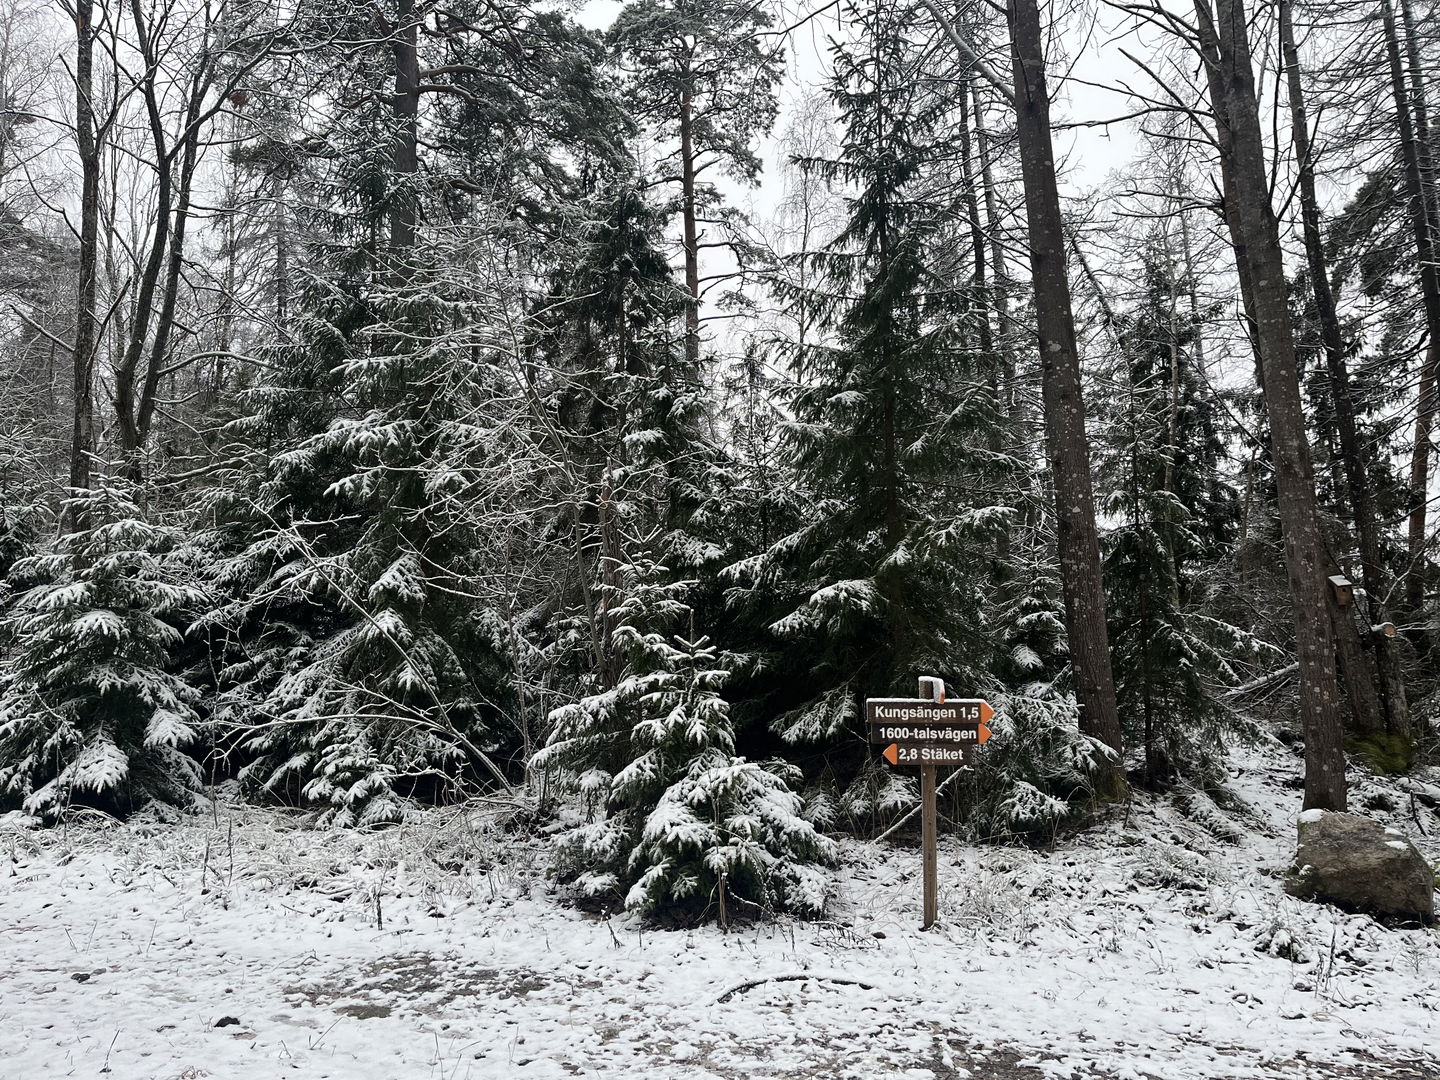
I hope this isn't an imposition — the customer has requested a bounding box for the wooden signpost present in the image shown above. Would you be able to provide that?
[868,677,993,929]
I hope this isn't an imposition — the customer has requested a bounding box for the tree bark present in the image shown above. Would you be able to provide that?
[1007,0,1125,792]
[1331,587,1385,735]
[65,0,99,527]
[275,179,291,328]
[389,0,420,281]
[1280,0,1407,735]
[136,118,200,450]
[108,0,222,478]
[958,77,1011,560]
[1380,0,1440,629]
[113,0,173,473]
[975,85,1022,438]
[1398,0,1439,230]
[1194,0,1347,810]
[678,54,701,371]
[957,78,994,366]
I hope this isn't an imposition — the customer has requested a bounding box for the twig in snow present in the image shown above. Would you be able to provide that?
[101,1030,119,1073]
[1407,784,1428,836]
[309,1018,340,1051]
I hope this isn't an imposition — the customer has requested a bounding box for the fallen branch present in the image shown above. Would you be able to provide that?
[716,973,876,1004]
[872,766,969,845]
[1223,664,1298,697]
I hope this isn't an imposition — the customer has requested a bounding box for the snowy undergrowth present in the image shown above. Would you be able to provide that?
[2,743,1437,1080]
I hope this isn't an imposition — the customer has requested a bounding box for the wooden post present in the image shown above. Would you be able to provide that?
[919,676,941,929]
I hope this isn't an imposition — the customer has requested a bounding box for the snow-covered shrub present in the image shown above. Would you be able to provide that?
[537,560,835,922]
[836,757,918,834]
[1255,909,1313,964]
[0,487,209,817]
[0,499,41,652]
[1131,841,1218,891]
[1177,787,1246,844]
[960,687,1116,840]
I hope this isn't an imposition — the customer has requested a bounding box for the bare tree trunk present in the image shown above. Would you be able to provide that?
[1381,0,1440,630]
[957,78,993,365]
[113,0,173,474]
[1280,0,1407,735]
[975,88,1020,427]
[389,0,420,281]
[136,119,200,449]
[678,58,701,371]
[1194,0,1347,811]
[274,181,290,330]
[1398,0,1439,227]
[958,77,1011,563]
[64,0,99,527]
[975,85,1037,550]
[1332,590,1385,734]
[1007,0,1125,792]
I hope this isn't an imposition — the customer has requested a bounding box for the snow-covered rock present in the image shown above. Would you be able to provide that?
[1284,810,1435,924]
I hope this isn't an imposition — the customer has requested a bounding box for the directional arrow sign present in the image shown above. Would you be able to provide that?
[882,743,973,766]
[867,696,995,767]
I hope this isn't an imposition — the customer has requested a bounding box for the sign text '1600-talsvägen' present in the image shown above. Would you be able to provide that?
[868,724,981,744]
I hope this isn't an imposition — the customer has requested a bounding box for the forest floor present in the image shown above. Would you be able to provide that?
[2,742,1439,1080]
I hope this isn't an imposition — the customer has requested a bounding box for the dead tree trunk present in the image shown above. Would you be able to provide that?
[1007,0,1125,794]
[958,77,1011,562]
[274,179,291,329]
[1195,0,1347,810]
[957,78,994,366]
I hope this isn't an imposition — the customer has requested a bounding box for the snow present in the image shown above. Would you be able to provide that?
[2,748,1437,1080]
[1297,809,1325,824]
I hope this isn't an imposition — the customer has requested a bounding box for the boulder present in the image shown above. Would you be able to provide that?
[1285,810,1435,924]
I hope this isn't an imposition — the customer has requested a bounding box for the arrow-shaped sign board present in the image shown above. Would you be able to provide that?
[866,698,993,750]
[882,743,974,766]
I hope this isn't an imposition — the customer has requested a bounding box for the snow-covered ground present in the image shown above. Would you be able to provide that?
[2,746,1438,1080]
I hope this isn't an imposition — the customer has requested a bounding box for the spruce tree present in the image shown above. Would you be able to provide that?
[1095,242,1251,789]
[203,241,524,825]
[0,487,208,816]
[198,0,631,824]
[537,555,834,920]
[728,1,1012,810]
[531,174,834,920]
